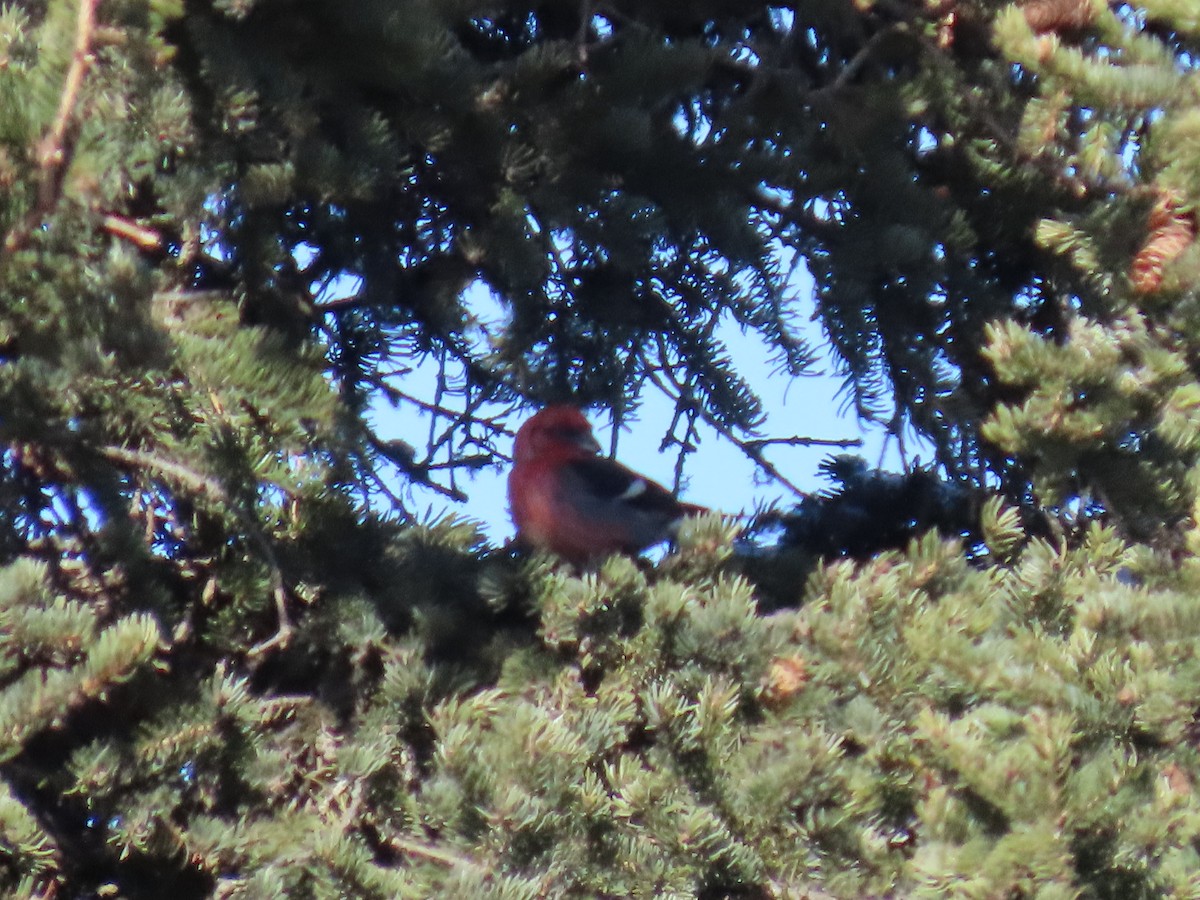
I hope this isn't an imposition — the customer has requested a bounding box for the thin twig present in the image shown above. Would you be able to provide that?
[102,214,162,252]
[368,435,469,503]
[312,292,379,314]
[645,368,811,500]
[423,454,493,472]
[383,834,479,870]
[744,435,862,450]
[811,23,909,98]
[245,537,294,661]
[370,368,509,429]
[715,428,812,500]
[647,326,814,499]
[575,0,592,64]
[670,406,700,496]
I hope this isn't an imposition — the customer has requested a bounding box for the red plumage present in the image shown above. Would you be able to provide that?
[508,405,707,564]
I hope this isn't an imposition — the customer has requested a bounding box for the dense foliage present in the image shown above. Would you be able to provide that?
[2,0,1200,896]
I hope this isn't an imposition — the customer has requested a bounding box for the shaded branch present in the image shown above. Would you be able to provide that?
[98,445,229,503]
[744,435,862,450]
[369,435,470,503]
[369,371,513,435]
[644,367,811,500]
[98,444,296,660]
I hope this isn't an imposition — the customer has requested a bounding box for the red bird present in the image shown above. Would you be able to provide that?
[508,405,708,564]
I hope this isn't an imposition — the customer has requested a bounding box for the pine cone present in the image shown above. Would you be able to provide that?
[1021,0,1096,34]
[1131,191,1195,294]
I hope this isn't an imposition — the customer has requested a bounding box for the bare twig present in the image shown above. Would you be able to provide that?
[245,538,294,661]
[811,23,910,98]
[744,435,862,450]
[382,834,480,870]
[369,434,469,502]
[101,214,162,252]
[645,367,811,500]
[312,292,378,314]
[575,0,593,64]
[716,430,812,499]
[423,454,493,472]
[669,405,701,496]
[371,377,486,423]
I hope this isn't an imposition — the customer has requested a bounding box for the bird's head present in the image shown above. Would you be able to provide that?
[513,405,603,463]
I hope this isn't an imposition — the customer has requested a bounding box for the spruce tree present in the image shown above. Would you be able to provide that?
[2,0,1200,897]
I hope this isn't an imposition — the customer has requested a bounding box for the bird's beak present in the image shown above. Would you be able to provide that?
[576,433,603,455]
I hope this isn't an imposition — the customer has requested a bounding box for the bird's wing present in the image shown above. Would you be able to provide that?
[563,455,685,515]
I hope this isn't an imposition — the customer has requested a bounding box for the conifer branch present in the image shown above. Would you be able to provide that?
[98,445,296,659]
[3,0,98,255]
[40,0,98,189]
[97,446,229,504]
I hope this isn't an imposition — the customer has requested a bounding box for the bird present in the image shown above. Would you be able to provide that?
[507,405,708,565]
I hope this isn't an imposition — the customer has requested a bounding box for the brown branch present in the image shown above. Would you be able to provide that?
[716,430,811,500]
[38,0,98,201]
[245,538,294,661]
[811,23,910,98]
[313,292,376,314]
[423,454,494,472]
[101,214,162,252]
[575,0,593,64]
[4,0,98,255]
